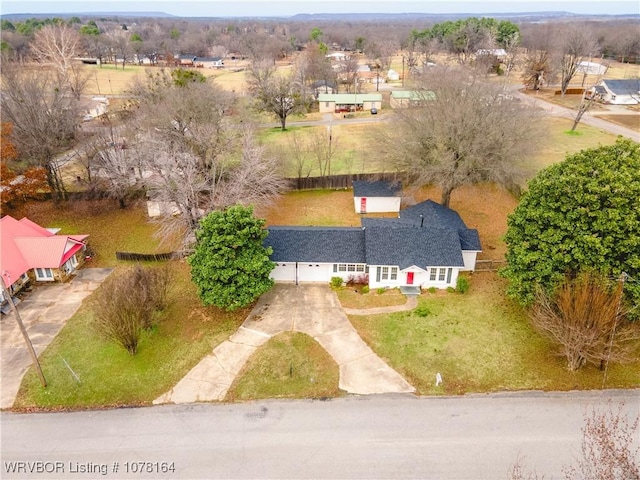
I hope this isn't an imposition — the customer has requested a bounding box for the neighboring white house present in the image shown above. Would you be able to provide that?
[576,61,608,76]
[196,57,224,68]
[264,199,481,290]
[589,79,640,105]
[387,69,400,81]
[326,52,348,61]
[352,180,402,214]
[476,49,507,58]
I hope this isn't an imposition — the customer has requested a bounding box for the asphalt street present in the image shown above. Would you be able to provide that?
[2,390,638,479]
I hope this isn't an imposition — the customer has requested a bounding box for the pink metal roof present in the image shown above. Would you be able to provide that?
[0,215,88,288]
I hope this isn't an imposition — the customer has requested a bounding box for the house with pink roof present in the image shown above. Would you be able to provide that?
[0,215,89,307]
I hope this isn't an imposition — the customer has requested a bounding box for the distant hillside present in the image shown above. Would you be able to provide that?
[1,12,176,20]
[289,11,640,22]
[1,10,638,22]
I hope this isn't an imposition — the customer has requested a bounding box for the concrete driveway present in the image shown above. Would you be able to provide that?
[155,284,415,404]
[0,268,113,409]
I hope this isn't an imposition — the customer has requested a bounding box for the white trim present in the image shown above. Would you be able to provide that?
[34,268,54,281]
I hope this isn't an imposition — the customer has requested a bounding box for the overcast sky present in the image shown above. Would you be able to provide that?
[1,0,638,17]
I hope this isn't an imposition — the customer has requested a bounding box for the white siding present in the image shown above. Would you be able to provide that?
[462,251,479,271]
[353,196,401,214]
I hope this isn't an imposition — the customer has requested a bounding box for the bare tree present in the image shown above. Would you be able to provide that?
[247,61,302,130]
[555,25,600,96]
[563,402,640,480]
[508,402,639,480]
[376,67,540,207]
[0,65,79,200]
[30,24,84,94]
[124,69,285,246]
[530,271,639,371]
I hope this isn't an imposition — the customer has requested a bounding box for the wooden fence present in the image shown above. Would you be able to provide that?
[475,259,507,272]
[285,172,405,191]
[115,251,187,262]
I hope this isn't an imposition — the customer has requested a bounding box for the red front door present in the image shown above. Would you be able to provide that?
[360,197,367,213]
[407,272,414,285]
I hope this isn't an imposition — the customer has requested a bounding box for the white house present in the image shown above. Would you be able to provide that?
[264,200,481,290]
[576,61,608,76]
[352,180,402,214]
[590,79,640,105]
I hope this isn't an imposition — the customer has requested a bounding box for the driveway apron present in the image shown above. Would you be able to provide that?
[0,268,113,409]
[155,284,415,404]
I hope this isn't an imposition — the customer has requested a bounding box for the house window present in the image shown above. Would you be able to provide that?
[438,268,446,281]
[379,267,398,281]
[335,264,366,273]
[447,268,452,283]
[430,269,437,281]
[35,268,54,281]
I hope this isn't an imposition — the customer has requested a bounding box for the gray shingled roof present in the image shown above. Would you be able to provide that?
[265,200,480,267]
[602,79,640,95]
[399,200,482,251]
[365,225,464,268]
[265,226,366,263]
[352,180,402,197]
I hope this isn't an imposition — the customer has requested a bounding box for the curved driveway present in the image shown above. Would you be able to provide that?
[154,284,415,404]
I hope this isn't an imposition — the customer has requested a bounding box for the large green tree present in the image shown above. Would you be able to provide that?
[501,139,640,311]
[188,206,275,311]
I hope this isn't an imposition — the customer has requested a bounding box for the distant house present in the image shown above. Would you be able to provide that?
[326,52,348,61]
[390,90,435,108]
[318,93,382,113]
[576,61,608,76]
[353,180,402,214]
[589,79,640,105]
[196,57,224,68]
[387,69,400,81]
[476,49,507,58]
[264,199,481,290]
[0,216,89,308]
[312,80,338,97]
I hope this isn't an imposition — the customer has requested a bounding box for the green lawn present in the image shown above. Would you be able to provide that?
[14,262,251,410]
[349,273,640,395]
[225,332,341,401]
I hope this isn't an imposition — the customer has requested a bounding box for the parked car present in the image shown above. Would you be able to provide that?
[371,108,378,115]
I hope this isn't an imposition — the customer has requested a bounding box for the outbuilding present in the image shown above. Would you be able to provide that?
[352,180,402,214]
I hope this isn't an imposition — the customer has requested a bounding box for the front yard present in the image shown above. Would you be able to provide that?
[347,273,640,395]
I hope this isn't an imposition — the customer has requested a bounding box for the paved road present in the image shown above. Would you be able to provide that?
[2,390,638,479]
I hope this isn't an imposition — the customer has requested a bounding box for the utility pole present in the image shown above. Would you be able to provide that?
[1,273,47,387]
